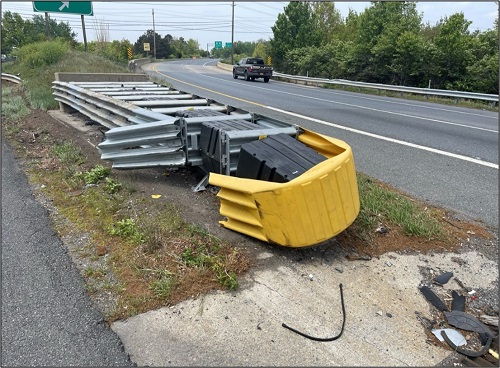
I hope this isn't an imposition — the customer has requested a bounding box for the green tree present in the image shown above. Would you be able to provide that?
[133,30,158,57]
[388,31,426,85]
[1,11,76,55]
[310,1,343,45]
[270,1,321,71]
[462,23,498,93]
[31,14,76,43]
[350,1,422,83]
[432,13,474,89]
[253,40,270,59]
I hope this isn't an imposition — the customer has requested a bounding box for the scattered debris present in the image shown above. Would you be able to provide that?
[480,315,499,326]
[433,271,453,285]
[419,285,449,312]
[443,310,493,337]
[375,223,389,234]
[386,312,393,318]
[431,328,466,346]
[416,314,436,330]
[376,310,383,316]
[282,284,346,342]
[454,277,467,290]
[442,329,492,358]
[385,261,392,267]
[451,290,466,312]
[334,266,344,273]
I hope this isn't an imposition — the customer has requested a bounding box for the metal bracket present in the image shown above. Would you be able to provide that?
[191,173,209,192]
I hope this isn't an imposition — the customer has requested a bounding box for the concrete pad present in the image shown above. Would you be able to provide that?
[111,249,497,366]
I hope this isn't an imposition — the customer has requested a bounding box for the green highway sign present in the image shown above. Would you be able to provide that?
[33,1,93,16]
[214,41,222,49]
[225,42,232,48]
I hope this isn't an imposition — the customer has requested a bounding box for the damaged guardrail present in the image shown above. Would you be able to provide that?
[52,73,360,247]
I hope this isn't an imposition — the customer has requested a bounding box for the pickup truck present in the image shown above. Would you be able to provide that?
[233,57,272,82]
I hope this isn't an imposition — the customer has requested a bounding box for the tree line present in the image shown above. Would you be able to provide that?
[2,2,498,94]
[1,11,208,62]
[269,1,498,94]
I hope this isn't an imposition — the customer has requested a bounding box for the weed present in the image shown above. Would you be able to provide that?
[150,276,176,299]
[212,262,239,290]
[1,91,31,122]
[355,173,443,240]
[50,142,85,166]
[104,177,122,194]
[84,266,106,278]
[84,164,110,184]
[109,218,145,244]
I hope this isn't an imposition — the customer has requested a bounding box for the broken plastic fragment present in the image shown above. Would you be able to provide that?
[151,194,162,199]
[451,291,465,312]
[443,310,493,337]
[419,286,448,312]
[433,271,453,285]
[432,328,466,346]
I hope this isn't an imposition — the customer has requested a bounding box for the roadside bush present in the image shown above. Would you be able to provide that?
[18,40,70,68]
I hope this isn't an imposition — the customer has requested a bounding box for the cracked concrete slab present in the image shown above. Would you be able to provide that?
[111,249,498,366]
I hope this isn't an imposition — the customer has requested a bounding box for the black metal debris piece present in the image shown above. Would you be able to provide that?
[433,271,454,285]
[443,310,494,337]
[451,290,466,312]
[419,285,449,312]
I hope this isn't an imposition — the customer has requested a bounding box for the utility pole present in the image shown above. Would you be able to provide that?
[231,1,235,65]
[152,9,156,59]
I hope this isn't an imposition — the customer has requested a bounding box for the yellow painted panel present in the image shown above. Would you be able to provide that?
[208,128,360,247]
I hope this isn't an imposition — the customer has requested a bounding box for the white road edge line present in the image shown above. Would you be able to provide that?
[266,105,499,170]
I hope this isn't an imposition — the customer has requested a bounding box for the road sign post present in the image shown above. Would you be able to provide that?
[33,2,93,51]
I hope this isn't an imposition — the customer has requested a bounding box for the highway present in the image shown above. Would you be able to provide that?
[142,59,498,227]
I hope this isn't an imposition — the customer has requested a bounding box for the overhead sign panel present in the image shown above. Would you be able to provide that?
[32,1,94,16]
[214,41,222,49]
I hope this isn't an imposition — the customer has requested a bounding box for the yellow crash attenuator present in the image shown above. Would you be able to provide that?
[208,128,360,247]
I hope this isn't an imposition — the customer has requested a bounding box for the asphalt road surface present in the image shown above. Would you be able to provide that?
[143,59,498,228]
[1,138,134,367]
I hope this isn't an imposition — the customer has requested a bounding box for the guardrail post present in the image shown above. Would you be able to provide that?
[54,73,75,113]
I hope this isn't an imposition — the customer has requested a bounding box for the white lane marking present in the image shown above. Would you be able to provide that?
[192,64,498,133]
[200,62,498,120]
[265,105,498,169]
[152,63,498,169]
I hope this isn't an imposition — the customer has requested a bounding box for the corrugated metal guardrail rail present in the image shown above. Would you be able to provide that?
[1,73,22,84]
[52,73,359,247]
[273,72,499,106]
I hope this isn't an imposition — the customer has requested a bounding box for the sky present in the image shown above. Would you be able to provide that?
[1,1,498,50]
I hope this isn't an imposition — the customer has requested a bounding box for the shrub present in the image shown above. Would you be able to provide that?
[18,40,70,68]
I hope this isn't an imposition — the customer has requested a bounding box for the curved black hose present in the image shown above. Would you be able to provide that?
[282,283,346,342]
